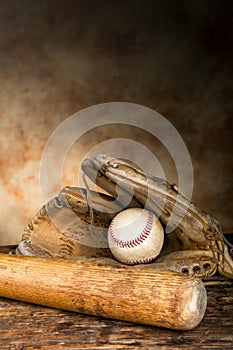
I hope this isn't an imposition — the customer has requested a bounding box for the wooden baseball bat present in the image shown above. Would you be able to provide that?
[0,254,207,330]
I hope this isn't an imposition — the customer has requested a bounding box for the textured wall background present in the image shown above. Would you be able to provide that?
[0,0,232,244]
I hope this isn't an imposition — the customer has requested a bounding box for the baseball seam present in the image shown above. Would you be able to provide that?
[121,255,158,265]
[109,211,154,249]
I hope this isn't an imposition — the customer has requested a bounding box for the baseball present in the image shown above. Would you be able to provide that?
[108,208,164,265]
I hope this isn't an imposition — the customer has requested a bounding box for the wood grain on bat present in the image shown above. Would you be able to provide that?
[0,254,206,330]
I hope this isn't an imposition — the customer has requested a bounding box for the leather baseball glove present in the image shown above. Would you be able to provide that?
[14,154,233,285]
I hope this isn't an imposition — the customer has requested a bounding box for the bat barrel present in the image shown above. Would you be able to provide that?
[0,254,207,330]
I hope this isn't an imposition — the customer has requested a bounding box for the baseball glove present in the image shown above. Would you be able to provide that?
[13,154,233,285]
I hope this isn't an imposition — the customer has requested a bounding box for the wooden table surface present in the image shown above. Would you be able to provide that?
[0,285,232,350]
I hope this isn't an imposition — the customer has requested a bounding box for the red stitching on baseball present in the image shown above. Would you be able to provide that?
[121,254,158,265]
[109,211,154,249]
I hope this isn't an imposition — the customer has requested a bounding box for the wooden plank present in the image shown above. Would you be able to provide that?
[0,286,232,349]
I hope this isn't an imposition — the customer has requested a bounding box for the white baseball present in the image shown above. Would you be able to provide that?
[108,208,164,265]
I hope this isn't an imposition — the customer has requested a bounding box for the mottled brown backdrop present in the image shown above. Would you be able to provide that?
[0,0,232,244]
